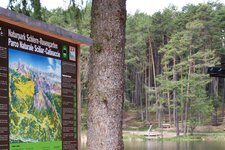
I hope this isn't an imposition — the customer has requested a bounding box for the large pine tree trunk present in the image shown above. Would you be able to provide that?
[184,48,192,136]
[145,64,149,122]
[167,92,172,125]
[172,55,176,127]
[87,1,126,149]
[172,54,179,136]
[147,37,153,123]
[180,67,184,132]
[212,77,219,125]
[139,72,144,121]
[222,78,225,118]
[164,64,171,126]
[135,72,138,105]
[149,37,159,126]
[184,83,190,136]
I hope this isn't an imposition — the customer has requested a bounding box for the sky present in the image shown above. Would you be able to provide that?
[127,0,225,14]
[9,48,61,76]
[0,0,225,15]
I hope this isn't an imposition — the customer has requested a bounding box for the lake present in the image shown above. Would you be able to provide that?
[124,140,225,150]
[82,137,225,150]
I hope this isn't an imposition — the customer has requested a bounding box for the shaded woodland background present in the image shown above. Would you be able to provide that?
[7,0,225,135]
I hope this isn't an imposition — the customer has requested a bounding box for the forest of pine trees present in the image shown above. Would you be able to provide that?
[7,0,225,135]
[125,2,225,135]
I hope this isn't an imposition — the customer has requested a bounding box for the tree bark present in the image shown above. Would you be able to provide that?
[184,83,190,136]
[148,37,152,122]
[180,67,184,132]
[172,54,176,127]
[164,64,171,126]
[212,77,219,125]
[150,38,156,88]
[145,63,149,122]
[167,92,171,125]
[132,91,134,104]
[184,47,192,136]
[135,72,138,105]
[172,54,179,135]
[222,78,225,118]
[139,72,144,121]
[87,1,126,149]
[149,37,159,126]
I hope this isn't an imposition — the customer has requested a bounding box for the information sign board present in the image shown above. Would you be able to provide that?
[0,20,78,150]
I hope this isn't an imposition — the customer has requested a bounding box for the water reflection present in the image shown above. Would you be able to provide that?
[124,140,225,150]
[82,134,225,150]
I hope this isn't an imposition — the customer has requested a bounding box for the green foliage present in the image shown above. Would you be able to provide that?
[6,0,225,133]
[125,12,152,102]
[123,3,223,134]
[8,0,36,18]
[30,0,41,20]
[124,99,137,112]
[156,2,224,134]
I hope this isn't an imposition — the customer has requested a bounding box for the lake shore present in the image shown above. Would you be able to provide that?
[123,129,225,142]
[81,130,225,150]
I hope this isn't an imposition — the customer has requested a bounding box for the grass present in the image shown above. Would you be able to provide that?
[123,133,146,141]
[160,133,225,142]
[193,132,225,136]
[158,135,203,142]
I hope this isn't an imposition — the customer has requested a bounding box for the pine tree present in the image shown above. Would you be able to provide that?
[87,0,126,149]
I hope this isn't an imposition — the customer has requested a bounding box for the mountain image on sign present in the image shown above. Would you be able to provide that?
[9,48,62,143]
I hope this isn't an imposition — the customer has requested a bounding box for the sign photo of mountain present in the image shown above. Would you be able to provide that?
[9,48,62,146]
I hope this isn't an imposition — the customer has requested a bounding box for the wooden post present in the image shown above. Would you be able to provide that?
[77,46,81,150]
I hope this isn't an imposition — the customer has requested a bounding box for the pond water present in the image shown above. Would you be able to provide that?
[82,137,225,150]
[124,140,225,150]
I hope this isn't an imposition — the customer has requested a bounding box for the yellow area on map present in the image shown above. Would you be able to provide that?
[15,78,34,101]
